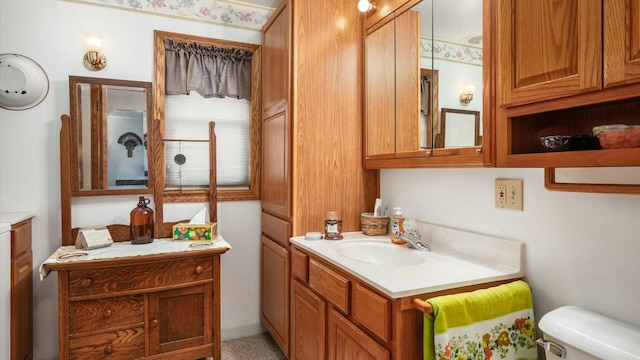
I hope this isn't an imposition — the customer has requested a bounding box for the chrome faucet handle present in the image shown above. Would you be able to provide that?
[399,232,431,251]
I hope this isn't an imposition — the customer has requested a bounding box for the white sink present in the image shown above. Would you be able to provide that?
[329,239,426,266]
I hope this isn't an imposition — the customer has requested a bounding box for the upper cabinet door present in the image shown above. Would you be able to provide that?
[262,3,289,118]
[604,0,640,87]
[498,0,602,106]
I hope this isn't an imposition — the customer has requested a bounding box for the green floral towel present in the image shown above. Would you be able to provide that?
[424,280,538,360]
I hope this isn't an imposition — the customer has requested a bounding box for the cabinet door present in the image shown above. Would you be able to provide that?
[498,0,602,106]
[262,1,289,116]
[262,111,291,218]
[290,280,325,360]
[327,308,389,360]
[11,250,32,360]
[260,236,290,357]
[148,284,213,355]
[604,0,640,87]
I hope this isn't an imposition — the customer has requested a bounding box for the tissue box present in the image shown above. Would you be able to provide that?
[172,222,218,241]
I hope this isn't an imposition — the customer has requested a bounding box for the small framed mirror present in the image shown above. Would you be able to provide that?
[69,76,153,195]
[438,108,480,148]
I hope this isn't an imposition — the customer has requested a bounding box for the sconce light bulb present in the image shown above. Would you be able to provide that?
[465,84,475,94]
[358,0,374,12]
[84,36,102,52]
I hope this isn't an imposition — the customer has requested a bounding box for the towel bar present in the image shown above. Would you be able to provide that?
[412,298,434,314]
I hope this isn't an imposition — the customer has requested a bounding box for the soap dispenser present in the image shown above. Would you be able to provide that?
[390,207,407,245]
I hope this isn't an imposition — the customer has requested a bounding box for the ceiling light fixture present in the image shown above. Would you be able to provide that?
[357,0,375,13]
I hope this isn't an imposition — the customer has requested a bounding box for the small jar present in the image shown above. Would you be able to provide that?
[130,196,154,244]
[324,211,343,240]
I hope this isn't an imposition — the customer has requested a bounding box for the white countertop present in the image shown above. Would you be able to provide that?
[0,223,10,234]
[0,212,35,225]
[290,227,524,299]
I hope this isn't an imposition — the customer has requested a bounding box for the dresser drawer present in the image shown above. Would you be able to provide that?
[353,283,391,342]
[11,219,32,258]
[69,295,144,335]
[262,212,291,248]
[68,257,213,298]
[69,327,145,360]
[309,258,349,313]
[291,248,308,282]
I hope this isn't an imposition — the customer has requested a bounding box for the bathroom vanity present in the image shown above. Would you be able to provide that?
[289,226,525,360]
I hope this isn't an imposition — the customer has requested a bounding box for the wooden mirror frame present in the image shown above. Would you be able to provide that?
[437,108,481,148]
[68,76,153,196]
[544,168,640,194]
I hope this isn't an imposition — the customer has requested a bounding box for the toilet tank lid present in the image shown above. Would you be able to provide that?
[539,305,640,360]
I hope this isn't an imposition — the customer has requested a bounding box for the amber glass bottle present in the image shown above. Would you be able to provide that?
[130,196,154,244]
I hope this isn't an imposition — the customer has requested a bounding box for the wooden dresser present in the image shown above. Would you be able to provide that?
[43,241,229,360]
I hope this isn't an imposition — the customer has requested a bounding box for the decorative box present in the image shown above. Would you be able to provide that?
[172,222,218,241]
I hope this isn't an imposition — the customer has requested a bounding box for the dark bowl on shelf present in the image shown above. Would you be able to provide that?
[540,135,601,152]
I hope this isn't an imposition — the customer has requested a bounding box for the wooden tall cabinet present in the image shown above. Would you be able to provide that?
[496,0,640,168]
[260,0,379,356]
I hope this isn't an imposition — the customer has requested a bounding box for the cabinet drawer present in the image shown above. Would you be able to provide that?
[353,283,391,342]
[309,259,349,313]
[68,257,213,298]
[261,212,291,248]
[69,327,145,360]
[11,219,31,258]
[69,295,144,335]
[291,248,308,282]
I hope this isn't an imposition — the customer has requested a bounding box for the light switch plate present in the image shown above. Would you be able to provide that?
[495,179,523,211]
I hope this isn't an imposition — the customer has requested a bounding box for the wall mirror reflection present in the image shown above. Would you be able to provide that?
[438,108,481,148]
[365,0,483,158]
[69,76,153,194]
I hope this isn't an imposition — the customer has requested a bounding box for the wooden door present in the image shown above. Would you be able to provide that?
[498,0,602,106]
[604,0,640,87]
[148,284,213,355]
[327,308,389,360]
[261,111,291,218]
[366,19,395,158]
[260,236,290,357]
[290,280,326,360]
[11,251,32,360]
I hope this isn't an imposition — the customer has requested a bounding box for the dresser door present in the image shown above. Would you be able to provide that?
[148,284,213,355]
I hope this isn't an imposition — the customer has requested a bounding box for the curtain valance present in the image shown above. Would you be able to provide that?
[165,39,253,100]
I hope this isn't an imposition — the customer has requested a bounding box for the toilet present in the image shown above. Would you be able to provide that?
[538,305,640,359]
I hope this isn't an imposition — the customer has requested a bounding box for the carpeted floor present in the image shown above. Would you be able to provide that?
[221,333,286,360]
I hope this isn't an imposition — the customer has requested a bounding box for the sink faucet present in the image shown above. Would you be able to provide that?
[398,230,431,251]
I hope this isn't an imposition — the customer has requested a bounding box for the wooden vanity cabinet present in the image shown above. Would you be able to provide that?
[291,245,518,360]
[10,218,33,360]
[260,0,378,355]
[496,0,640,168]
[51,254,221,360]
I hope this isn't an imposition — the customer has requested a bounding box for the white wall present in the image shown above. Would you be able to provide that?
[382,168,640,331]
[0,1,263,359]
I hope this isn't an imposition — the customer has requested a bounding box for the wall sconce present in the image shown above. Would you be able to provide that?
[357,0,375,12]
[459,85,475,106]
[83,36,107,71]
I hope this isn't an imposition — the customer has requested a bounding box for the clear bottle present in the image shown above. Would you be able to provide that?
[130,196,154,244]
[390,207,407,245]
[324,211,343,240]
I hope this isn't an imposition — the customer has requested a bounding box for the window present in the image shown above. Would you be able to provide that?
[153,31,261,201]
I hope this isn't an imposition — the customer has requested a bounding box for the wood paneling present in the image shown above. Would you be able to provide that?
[353,284,391,342]
[262,2,289,115]
[261,111,291,218]
[11,250,32,360]
[327,309,389,360]
[308,259,349,314]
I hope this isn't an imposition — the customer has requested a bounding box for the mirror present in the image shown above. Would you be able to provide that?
[365,0,483,158]
[69,76,153,194]
[438,108,480,147]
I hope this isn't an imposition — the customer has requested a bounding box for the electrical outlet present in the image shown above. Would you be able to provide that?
[495,179,523,211]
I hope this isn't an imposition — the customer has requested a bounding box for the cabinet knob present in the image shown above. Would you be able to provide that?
[103,309,113,318]
[195,266,203,274]
[104,345,113,355]
[150,319,159,327]
[81,278,92,287]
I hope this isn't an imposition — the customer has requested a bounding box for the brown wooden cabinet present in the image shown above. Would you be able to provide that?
[260,0,378,355]
[496,0,640,168]
[10,218,33,360]
[291,280,325,360]
[48,252,223,360]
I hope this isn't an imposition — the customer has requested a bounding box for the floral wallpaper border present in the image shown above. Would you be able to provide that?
[61,0,274,31]
[421,38,482,66]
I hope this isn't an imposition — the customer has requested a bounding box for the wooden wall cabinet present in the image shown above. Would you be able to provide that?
[363,0,496,169]
[496,0,640,168]
[260,0,378,355]
[50,254,221,360]
[10,218,33,360]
